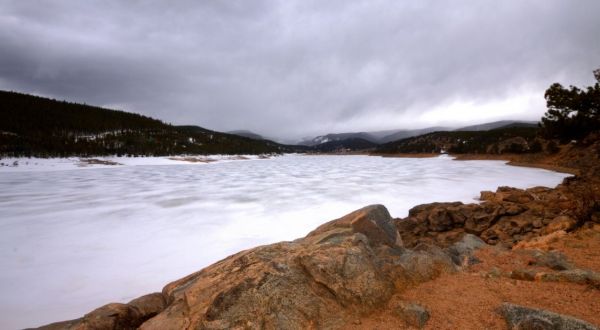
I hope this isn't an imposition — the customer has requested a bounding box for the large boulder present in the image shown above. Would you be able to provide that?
[307,204,403,247]
[34,205,460,330]
[135,205,449,329]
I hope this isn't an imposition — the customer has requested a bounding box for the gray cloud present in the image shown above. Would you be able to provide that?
[1,0,599,140]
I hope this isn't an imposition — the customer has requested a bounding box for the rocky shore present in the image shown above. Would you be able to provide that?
[35,139,600,329]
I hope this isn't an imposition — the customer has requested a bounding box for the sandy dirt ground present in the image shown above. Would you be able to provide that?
[346,225,600,329]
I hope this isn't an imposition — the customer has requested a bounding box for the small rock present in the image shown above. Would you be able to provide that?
[530,251,573,271]
[515,315,555,330]
[510,269,537,281]
[499,303,598,330]
[395,302,430,329]
[558,269,600,286]
[446,234,487,266]
[400,244,457,282]
[488,267,502,278]
[536,272,561,282]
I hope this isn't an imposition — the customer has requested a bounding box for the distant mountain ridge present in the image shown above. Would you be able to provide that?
[300,132,380,146]
[379,127,450,143]
[375,126,541,155]
[455,120,538,131]
[298,121,538,152]
[298,127,449,146]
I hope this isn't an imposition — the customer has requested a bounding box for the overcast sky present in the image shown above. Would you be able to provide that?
[1,1,599,141]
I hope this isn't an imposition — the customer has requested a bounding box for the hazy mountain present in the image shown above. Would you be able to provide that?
[358,129,405,140]
[299,132,380,146]
[299,127,449,146]
[455,120,538,131]
[378,127,450,143]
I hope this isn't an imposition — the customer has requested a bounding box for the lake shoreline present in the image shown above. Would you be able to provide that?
[370,151,581,175]
[35,166,600,329]
[9,143,600,329]
[0,151,580,176]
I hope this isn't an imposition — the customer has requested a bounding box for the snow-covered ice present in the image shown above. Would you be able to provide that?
[0,154,269,172]
[0,155,569,329]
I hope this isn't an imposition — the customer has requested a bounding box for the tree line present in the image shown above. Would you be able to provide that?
[0,90,290,157]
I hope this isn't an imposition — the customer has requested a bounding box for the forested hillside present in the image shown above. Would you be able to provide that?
[0,91,295,157]
[374,126,543,154]
[312,138,378,152]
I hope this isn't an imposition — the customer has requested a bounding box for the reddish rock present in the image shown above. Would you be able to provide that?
[545,215,577,234]
[136,205,452,329]
[499,303,598,330]
[510,269,537,281]
[34,293,166,330]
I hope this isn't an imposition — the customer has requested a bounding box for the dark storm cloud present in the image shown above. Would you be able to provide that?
[1,0,599,140]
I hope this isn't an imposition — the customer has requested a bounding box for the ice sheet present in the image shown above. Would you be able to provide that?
[0,155,569,329]
[0,154,267,172]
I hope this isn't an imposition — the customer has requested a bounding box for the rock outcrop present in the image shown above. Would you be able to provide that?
[35,293,166,330]
[395,174,600,248]
[37,205,468,330]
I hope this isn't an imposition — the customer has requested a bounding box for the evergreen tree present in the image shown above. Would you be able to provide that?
[541,70,600,142]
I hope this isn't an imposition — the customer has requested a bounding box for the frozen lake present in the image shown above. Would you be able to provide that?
[0,154,569,329]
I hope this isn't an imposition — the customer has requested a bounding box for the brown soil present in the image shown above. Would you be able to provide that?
[545,224,600,273]
[347,226,600,329]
